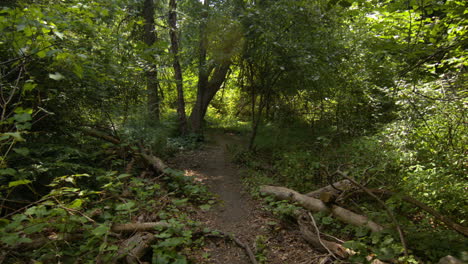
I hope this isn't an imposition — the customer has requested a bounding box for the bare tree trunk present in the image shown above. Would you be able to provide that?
[143,0,160,120]
[190,0,210,133]
[189,0,235,133]
[169,0,187,134]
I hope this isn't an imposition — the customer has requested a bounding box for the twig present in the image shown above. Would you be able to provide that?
[335,170,409,257]
[54,198,96,224]
[203,231,258,264]
[308,212,337,260]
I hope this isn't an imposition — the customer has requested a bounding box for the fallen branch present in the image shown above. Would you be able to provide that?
[335,170,408,257]
[305,179,353,198]
[297,213,350,259]
[308,212,338,259]
[114,232,157,264]
[79,127,121,145]
[111,222,169,233]
[140,153,168,173]
[260,185,383,232]
[79,127,169,174]
[365,189,468,237]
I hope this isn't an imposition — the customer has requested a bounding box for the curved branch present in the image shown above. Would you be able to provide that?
[335,170,408,257]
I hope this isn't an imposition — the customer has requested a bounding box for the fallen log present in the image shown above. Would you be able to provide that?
[111,222,169,233]
[305,179,353,198]
[79,127,121,145]
[79,127,169,174]
[114,232,157,264]
[260,185,383,232]
[140,153,168,173]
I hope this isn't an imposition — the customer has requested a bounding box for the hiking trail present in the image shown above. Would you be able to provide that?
[169,130,317,264]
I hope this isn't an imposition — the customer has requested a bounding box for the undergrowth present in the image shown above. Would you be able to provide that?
[0,116,214,263]
[228,124,467,263]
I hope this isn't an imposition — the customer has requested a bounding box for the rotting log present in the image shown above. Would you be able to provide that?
[114,232,157,264]
[140,153,168,173]
[260,185,383,232]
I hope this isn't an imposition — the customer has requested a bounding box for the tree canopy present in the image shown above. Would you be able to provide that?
[0,0,466,263]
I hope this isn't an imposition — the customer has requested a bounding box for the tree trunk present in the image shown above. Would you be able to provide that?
[189,0,235,133]
[168,0,187,134]
[143,0,160,120]
[190,62,231,133]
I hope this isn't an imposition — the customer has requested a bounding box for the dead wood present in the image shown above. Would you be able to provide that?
[79,127,170,174]
[260,185,383,232]
[438,255,463,264]
[297,213,350,259]
[335,171,408,256]
[305,179,353,198]
[79,127,121,145]
[140,153,168,173]
[203,231,258,264]
[364,189,468,237]
[111,222,169,233]
[115,232,157,264]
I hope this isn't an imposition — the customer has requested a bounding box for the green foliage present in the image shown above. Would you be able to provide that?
[262,196,300,221]
[152,219,197,264]
[254,235,268,264]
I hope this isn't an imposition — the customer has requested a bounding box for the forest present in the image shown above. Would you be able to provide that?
[0,0,466,263]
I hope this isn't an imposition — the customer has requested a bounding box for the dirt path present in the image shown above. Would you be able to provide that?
[169,131,317,264]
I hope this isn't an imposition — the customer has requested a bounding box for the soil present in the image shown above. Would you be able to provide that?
[169,130,320,264]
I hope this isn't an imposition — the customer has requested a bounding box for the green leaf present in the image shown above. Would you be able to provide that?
[49,72,65,80]
[173,198,188,206]
[92,224,109,237]
[115,201,135,211]
[37,50,47,58]
[1,132,25,142]
[23,81,37,93]
[0,168,17,176]
[24,223,47,234]
[1,233,32,246]
[158,237,186,247]
[9,179,32,188]
[13,147,30,156]
[321,216,333,225]
[14,113,32,123]
[117,173,131,179]
[199,204,211,211]
[68,199,83,209]
[53,30,64,39]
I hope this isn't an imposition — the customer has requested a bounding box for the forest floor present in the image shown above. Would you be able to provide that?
[168,130,319,264]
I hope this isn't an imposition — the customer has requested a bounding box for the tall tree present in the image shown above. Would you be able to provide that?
[168,0,187,134]
[143,0,160,120]
[188,0,240,133]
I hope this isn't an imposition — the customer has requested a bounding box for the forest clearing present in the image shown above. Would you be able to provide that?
[0,0,466,263]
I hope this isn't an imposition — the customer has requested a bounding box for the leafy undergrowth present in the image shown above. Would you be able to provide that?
[1,169,218,263]
[0,131,217,263]
[228,124,468,263]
